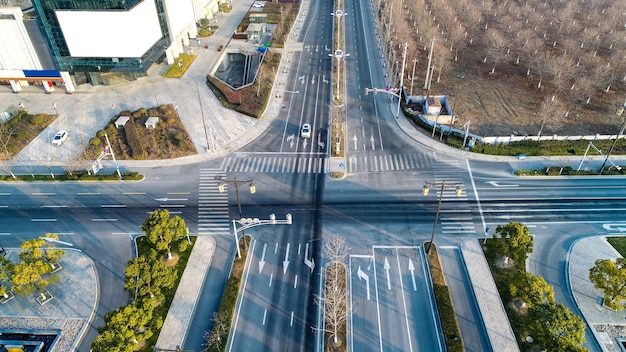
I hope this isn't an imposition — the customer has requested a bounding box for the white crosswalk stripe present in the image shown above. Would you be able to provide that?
[198,169,231,237]
[346,151,436,173]
[223,155,328,173]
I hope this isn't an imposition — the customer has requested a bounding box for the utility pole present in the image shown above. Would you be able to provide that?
[424,37,435,91]
[396,42,408,118]
[410,58,418,95]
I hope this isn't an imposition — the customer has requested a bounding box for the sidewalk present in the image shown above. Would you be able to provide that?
[0,249,98,352]
[568,236,626,352]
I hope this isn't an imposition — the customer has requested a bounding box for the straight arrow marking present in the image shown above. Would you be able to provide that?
[283,243,290,274]
[408,259,417,291]
[384,257,391,290]
[259,243,267,274]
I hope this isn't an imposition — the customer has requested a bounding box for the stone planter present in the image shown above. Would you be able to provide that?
[0,290,15,304]
[36,290,53,305]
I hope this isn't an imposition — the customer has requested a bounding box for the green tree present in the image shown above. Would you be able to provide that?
[141,209,189,260]
[10,259,58,296]
[20,234,65,265]
[509,271,554,306]
[0,256,12,297]
[527,301,586,351]
[486,222,533,264]
[124,253,177,301]
[90,329,134,352]
[589,257,626,310]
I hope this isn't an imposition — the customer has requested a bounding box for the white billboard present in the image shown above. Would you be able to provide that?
[56,0,162,58]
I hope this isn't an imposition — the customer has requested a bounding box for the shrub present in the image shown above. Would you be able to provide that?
[96,129,106,138]
[14,130,27,140]
[30,114,45,125]
[200,18,210,28]
[124,122,144,159]
[89,137,101,146]
[198,29,211,37]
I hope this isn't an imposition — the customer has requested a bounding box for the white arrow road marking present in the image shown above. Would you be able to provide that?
[603,223,626,232]
[323,75,328,83]
[287,134,295,148]
[304,242,315,273]
[384,257,391,290]
[370,135,375,150]
[42,237,74,247]
[283,243,290,274]
[357,266,370,300]
[486,181,519,187]
[155,197,188,202]
[299,75,306,84]
[311,75,315,84]
[302,139,308,148]
[259,243,267,274]
[353,134,358,150]
[408,259,417,291]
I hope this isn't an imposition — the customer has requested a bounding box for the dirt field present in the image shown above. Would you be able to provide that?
[431,52,626,137]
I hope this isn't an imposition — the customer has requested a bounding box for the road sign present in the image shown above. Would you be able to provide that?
[338,162,344,168]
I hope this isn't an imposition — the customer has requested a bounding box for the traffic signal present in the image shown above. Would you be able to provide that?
[365,88,368,95]
[373,88,378,95]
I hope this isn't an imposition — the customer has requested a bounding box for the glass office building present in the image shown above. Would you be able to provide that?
[31,0,171,84]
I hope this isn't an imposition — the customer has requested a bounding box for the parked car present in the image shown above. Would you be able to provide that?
[52,130,68,145]
[300,124,311,139]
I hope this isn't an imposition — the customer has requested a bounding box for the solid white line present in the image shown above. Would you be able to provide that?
[100,204,126,208]
[466,159,486,234]
[290,311,294,326]
[262,309,267,325]
[437,246,458,249]
[294,275,298,288]
[0,193,10,196]
[396,249,414,352]
[372,252,384,352]
[159,204,185,208]
[269,273,273,287]
[228,239,257,352]
[92,218,118,222]
[32,219,57,222]
[0,233,10,236]
[32,192,54,196]
[77,192,100,195]
[42,205,68,208]
[0,205,8,208]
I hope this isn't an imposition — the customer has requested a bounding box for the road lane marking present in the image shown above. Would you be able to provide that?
[0,233,10,236]
[77,192,100,195]
[259,243,267,274]
[32,218,57,222]
[123,192,145,195]
[396,249,414,352]
[408,259,417,291]
[159,204,185,208]
[262,309,267,325]
[32,192,54,196]
[92,218,118,222]
[384,257,391,290]
[0,193,10,196]
[101,204,126,208]
[269,273,273,287]
[42,205,68,208]
[290,311,294,326]
[294,275,298,288]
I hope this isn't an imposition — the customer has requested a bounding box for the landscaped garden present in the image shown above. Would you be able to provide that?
[87,104,196,160]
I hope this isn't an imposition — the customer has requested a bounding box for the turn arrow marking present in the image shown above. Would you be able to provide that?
[408,259,417,291]
[357,266,370,300]
[155,197,188,202]
[259,243,267,274]
[283,243,290,274]
[485,181,519,187]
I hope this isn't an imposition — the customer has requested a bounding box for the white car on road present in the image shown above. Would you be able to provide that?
[52,130,68,146]
[300,124,311,138]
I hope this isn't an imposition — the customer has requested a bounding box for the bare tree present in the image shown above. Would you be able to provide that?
[0,122,17,178]
[536,95,564,138]
[314,235,350,346]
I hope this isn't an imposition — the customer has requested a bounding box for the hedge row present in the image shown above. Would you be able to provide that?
[124,122,145,159]
[434,285,464,352]
[0,171,142,182]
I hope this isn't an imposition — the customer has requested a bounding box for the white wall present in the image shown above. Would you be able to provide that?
[0,7,42,70]
[163,0,198,64]
[56,0,162,58]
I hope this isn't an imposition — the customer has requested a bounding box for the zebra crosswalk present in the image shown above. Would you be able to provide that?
[221,152,437,174]
[198,169,231,237]
[431,159,477,235]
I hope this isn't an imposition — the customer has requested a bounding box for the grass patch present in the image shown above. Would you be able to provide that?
[135,235,197,352]
[163,53,197,78]
[607,237,626,257]
[0,110,56,160]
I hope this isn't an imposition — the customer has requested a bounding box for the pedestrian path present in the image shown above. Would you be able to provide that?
[198,168,231,237]
[347,151,436,173]
[222,154,328,173]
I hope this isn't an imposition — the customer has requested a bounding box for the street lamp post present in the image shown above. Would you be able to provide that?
[195,82,212,152]
[329,50,349,101]
[216,176,256,257]
[422,180,463,254]
[600,101,626,174]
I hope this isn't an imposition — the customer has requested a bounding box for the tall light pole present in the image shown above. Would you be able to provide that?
[329,50,349,101]
[422,181,463,254]
[195,82,211,152]
[216,176,256,258]
[600,101,626,174]
[397,42,408,118]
